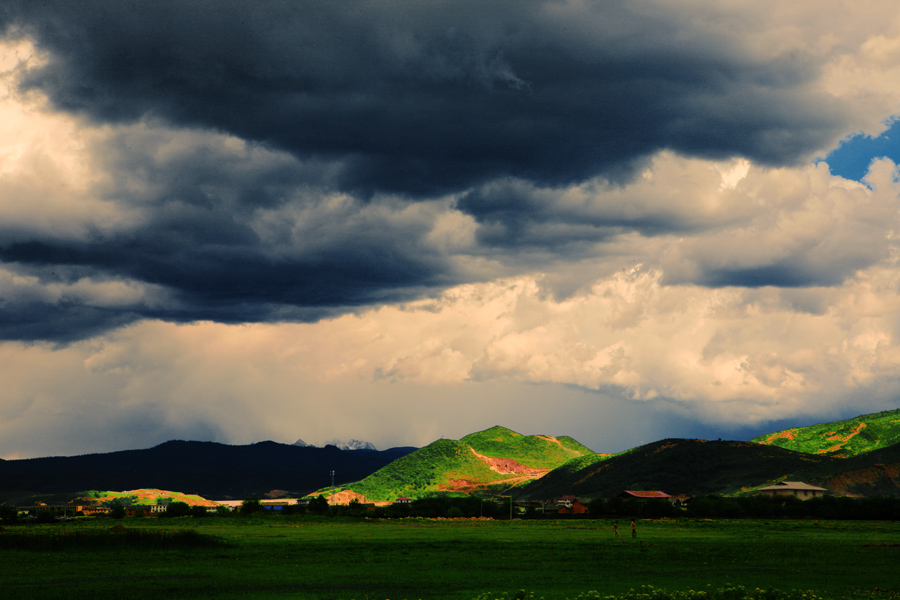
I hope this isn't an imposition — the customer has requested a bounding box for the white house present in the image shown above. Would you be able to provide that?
[756,481,828,500]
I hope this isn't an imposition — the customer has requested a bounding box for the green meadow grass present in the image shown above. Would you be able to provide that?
[1,516,898,600]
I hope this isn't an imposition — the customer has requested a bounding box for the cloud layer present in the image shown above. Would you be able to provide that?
[2,0,863,193]
[1,2,900,456]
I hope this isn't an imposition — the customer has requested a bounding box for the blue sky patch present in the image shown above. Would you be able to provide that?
[823,118,900,182]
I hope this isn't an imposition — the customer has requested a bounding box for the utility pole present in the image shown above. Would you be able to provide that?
[499,495,513,520]
[330,470,335,505]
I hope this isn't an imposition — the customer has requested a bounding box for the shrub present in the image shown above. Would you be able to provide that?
[35,511,57,524]
[307,495,328,514]
[0,504,18,524]
[164,501,192,518]
[240,498,264,515]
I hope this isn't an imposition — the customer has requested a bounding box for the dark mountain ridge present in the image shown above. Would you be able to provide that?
[0,440,416,502]
[516,437,900,499]
[5,407,900,504]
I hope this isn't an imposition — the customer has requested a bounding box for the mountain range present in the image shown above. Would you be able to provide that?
[293,439,377,451]
[2,408,898,504]
[0,441,415,503]
[331,409,900,502]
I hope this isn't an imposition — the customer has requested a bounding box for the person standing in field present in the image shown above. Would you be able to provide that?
[631,519,637,538]
[614,521,619,538]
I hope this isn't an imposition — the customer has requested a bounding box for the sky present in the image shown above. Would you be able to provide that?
[2,1,900,460]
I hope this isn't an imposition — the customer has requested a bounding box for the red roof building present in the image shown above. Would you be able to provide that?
[558,500,589,514]
[618,490,672,500]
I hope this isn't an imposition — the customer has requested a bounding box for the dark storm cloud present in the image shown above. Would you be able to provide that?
[688,243,883,289]
[698,262,846,288]
[0,1,865,342]
[457,177,692,250]
[0,302,141,344]
[0,236,438,309]
[2,0,848,196]
[0,231,446,342]
[0,123,454,341]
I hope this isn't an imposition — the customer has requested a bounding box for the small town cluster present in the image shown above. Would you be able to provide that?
[14,480,828,520]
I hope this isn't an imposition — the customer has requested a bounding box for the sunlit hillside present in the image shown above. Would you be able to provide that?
[461,426,594,469]
[751,408,900,457]
[82,489,218,507]
[334,427,594,502]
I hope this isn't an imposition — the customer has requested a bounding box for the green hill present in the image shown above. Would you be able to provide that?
[86,488,217,506]
[346,439,503,500]
[461,426,593,468]
[751,408,900,457]
[337,427,595,502]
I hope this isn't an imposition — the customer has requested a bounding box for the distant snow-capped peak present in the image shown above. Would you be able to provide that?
[292,438,376,451]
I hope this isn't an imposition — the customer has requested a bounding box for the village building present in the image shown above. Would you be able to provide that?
[617,490,673,501]
[556,495,589,514]
[756,481,828,500]
[22,502,86,517]
[556,494,578,508]
[261,499,295,511]
[81,506,110,516]
[671,494,692,506]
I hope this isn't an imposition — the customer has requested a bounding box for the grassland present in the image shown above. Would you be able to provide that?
[751,408,900,456]
[2,516,898,600]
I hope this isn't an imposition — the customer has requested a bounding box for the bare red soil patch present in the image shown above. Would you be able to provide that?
[760,428,799,444]
[470,448,550,476]
[828,422,867,442]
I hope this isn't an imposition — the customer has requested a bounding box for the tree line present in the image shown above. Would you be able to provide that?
[5,493,900,524]
[584,494,900,520]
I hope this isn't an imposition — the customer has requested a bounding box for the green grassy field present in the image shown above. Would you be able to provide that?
[1,516,898,600]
